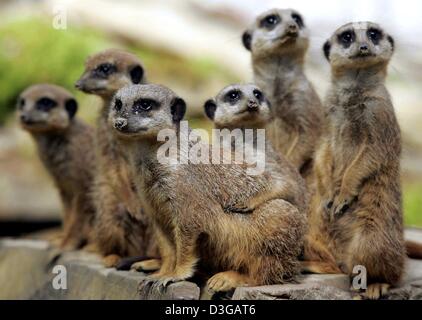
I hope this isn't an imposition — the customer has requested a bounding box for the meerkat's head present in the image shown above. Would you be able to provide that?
[75,49,146,99]
[204,84,271,129]
[323,22,394,71]
[242,8,309,59]
[109,84,186,141]
[17,84,78,133]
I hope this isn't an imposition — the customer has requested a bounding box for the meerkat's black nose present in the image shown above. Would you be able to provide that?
[75,80,83,89]
[287,23,298,33]
[114,118,128,130]
[247,100,259,111]
[359,44,369,52]
[20,114,29,123]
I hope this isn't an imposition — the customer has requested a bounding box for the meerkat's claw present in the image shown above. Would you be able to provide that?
[224,205,253,214]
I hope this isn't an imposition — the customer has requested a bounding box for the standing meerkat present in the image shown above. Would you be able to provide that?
[242,8,323,177]
[109,84,307,292]
[17,84,95,249]
[75,49,157,267]
[306,22,405,299]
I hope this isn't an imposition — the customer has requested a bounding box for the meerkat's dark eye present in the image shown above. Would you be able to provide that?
[36,97,57,112]
[338,30,355,47]
[133,99,156,113]
[291,13,304,28]
[18,98,25,110]
[94,63,116,78]
[260,14,280,29]
[224,90,242,104]
[253,89,263,101]
[114,98,122,111]
[367,28,382,44]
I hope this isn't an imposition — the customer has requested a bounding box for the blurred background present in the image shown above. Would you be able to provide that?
[0,0,421,235]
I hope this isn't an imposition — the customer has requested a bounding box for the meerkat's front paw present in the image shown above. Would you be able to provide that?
[139,270,191,294]
[207,271,249,292]
[330,192,356,219]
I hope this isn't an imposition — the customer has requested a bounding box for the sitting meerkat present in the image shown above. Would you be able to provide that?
[75,49,157,267]
[306,22,405,299]
[17,84,95,249]
[242,9,324,178]
[108,83,307,292]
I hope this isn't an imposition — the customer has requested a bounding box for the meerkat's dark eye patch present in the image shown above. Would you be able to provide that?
[129,65,144,84]
[36,97,57,112]
[323,40,331,60]
[260,14,280,30]
[253,89,264,102]
[114,98,123,111]
[242,31,252,51]
[170,97,186,122]
[387,35,395,50]
[338,30,355,48]
[133,99,158,113]
[291,13,304,28]
[65,98,78,119]
[224,89,242,104]
[18,98,25,110]
[94,63,117,78]
[367,28,383,45]
[204,99,217,120]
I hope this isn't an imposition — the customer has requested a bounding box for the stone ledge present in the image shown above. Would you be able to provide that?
[0,239,200,300]
[1,229,422,300]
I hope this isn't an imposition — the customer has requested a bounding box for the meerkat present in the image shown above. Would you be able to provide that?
[242,8,323,178]
[305,22,406,299]
[75,49,157,267]
[17,84,95,249]
[109,83,307,292]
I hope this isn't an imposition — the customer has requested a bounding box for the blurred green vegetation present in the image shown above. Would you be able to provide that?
[0,18,238,124]
[403,183,422,227]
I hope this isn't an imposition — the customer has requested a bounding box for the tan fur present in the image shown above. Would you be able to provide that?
[243,9,323,178]
[109,84,307,292]
[305,22,405,299]
[76,49,158,265]
[17,84,95,249]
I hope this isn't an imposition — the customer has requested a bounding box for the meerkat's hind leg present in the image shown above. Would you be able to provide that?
[131,259,161,272]
[207,271,250,292]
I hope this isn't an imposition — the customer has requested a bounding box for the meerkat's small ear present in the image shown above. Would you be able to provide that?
[242,30,252,51]
[387,35,395,51]
[204,99,217,120]
[65,98,78,119]
[170,97,186,122]
[323,40,331,61]
[129,65,144,84]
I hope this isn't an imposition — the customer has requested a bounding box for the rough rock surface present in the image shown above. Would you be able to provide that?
[0,229,421,300]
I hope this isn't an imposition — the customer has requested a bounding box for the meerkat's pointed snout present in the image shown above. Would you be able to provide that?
[114,118,128,131]
[247,99,259,111]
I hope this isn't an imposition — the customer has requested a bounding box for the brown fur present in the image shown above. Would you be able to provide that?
[109,84,307,292]
[305,22,405,299]
[76,49,158,266]
[17,84,95,249]
[242,9,323,177]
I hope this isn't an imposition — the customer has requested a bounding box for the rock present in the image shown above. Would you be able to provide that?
[0,238,200,300]
[299,273,350,291]
[232,283,352,300]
